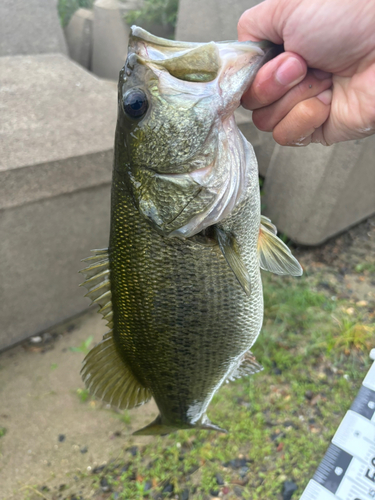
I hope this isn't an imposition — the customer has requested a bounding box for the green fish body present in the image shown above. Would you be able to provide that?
[80,28,302,435]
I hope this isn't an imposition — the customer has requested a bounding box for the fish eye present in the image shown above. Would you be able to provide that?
[122,89,148,119]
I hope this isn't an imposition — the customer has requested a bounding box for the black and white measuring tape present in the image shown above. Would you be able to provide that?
[300,349,375,500]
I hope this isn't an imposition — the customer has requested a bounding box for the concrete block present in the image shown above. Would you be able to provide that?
[176,0,262,42]
[64,8,94,70]
[0,54,118,350]
[263,139,375,245]
[91,0,130,80]
[235,108,275,178]
[0,0,68,56]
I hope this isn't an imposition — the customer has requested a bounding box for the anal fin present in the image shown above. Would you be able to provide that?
[227,351,263,383]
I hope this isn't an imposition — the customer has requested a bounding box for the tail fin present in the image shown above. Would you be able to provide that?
[133,415,227,436]
[133,415,176,436]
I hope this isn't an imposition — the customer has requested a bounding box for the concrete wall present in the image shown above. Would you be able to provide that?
[176,0,261,42]
[0,54,117,350]
[263,139,375,245]
[0,0,68,56]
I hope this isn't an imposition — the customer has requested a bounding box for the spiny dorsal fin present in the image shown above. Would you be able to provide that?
[79,249,112,326]
[214,226,251,296]
[226,351,263,383]
[258,218,303,276]
[81,330,152,410]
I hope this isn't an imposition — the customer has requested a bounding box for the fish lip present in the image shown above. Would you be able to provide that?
[130,25,282,57]
[129,25,282,67]
[130,25,202,49]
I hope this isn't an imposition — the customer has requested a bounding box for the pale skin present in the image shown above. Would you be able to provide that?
[238,0,375,146]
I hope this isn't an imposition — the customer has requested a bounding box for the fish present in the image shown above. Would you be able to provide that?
[79,27,302,435]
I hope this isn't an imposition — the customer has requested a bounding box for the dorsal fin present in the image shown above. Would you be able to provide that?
[80,249,113,327]
[214,226,251,296]
[79,249,151,409]
[81,331,152,409]
[258,217,303,276]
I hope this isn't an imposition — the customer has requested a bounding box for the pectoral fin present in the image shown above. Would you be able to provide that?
[214,226,251,296]
[258,217,303,276]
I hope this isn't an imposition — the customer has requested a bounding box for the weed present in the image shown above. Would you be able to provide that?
[124,0,179,35]
[57,0,94,27]
[76,388,90,403]
[119,411,131,425]
[332,316,374,354]
[70,335,93,354]
[355,262,375,274]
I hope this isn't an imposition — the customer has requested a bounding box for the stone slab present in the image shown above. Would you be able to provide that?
[0,0,68,56]
[0,54,117,193]
[263,139,375,245]
[176,0,262,42]
[91,0,130,80]
[64,8,94,70]
[0,54,118,350]
[1,186,111,351]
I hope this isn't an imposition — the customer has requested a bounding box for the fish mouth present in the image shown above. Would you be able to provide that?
[128,25,282,86]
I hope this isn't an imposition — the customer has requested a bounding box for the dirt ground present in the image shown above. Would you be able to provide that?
[0,215,374,500]
[0,312,158,500]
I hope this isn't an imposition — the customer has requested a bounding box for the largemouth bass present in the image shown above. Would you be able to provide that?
[80,27,302,435]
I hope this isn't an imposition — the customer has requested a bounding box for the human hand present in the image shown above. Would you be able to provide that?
[238,0,375,146]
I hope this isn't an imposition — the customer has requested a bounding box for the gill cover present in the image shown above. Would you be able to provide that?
[119,27,280,238]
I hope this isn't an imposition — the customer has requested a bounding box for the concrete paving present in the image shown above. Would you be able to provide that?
[0,311,158,500]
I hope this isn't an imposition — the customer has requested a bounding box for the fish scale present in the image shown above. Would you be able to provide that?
[109,166,262,424]
[79,27,302,434]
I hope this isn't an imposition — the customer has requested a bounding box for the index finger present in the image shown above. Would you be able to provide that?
[242,52,307,110]
[237,3,285,44]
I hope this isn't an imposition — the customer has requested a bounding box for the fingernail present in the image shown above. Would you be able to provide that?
[312,69,332,80]
[317,89,332,105]
[275,57,305,86]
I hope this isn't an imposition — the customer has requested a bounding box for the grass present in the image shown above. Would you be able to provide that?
[124,0,179,38]
[76,270,373,500]
[24,254,373,499]
[57,0,94,27]
[70,335,93,354]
